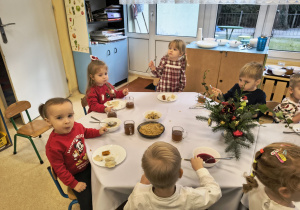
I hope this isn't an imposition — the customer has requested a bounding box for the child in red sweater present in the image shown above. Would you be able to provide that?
[86,55,129,113]
[39,97,107,210]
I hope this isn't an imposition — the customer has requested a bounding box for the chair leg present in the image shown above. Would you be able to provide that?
[68,200,78,210]
[27,136,44,164]
[13,134,17,154]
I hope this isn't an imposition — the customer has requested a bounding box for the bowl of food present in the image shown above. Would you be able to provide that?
[272,68,286,76]
[192,147,221,168]
[137,122,165,139]
[217,39,228,46]
[229,40,241,48]
[144,110,162,122]
[100,118,122,132]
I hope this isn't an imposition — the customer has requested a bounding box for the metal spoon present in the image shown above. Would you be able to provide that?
[90,116,117,127]
[182,156,235,163]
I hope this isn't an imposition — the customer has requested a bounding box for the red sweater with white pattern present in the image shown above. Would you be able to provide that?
[46,122,100,189]
[87,83,125,113]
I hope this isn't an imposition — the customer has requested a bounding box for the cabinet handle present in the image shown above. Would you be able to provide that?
[225,52,228,57]
[114,48,117,53]
[107,50,110,56]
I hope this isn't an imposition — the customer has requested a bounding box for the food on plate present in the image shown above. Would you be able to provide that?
[170,94,176,99]
[145,112,160,120]
[105,160,116,168]
[105,156,115,162]
[105,156,116,168]
[197,153,215,163]
[106,100,120,107]
[102,150,110,156]
[93,155,103,162]
[162,95,166,100]
[139,123,164,136]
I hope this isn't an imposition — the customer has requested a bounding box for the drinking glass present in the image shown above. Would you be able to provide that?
[124,120,135,135]
[126,96,134,109]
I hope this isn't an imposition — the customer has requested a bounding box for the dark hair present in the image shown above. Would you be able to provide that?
[38,97,72,119]
[243,142,300,196]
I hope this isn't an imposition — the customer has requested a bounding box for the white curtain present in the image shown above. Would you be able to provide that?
[119,0,300,4]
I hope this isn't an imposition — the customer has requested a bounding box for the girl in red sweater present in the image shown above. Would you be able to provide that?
[39,97,107,210]
[86,55,129,113]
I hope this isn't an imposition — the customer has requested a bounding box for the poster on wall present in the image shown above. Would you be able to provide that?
[64,0,89,53]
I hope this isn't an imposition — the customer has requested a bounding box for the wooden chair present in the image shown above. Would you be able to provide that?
[47,166,78,210]
[81,96,88,115]
[5,101,52,164]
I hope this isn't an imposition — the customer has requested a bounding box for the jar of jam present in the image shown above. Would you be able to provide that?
[107,111,117,118]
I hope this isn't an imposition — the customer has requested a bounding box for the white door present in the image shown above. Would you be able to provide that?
[0,0,69,123]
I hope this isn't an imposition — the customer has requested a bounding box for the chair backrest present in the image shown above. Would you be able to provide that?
[81,96,88,115]
[5,101,31,119]
[266,101,280,112]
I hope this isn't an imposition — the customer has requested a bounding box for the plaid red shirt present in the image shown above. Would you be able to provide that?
[151,55,186,92]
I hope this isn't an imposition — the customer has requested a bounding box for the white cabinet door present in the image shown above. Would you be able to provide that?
[0,0,69,123]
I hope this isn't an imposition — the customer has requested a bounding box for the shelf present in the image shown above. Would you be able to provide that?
[88,20,123,24]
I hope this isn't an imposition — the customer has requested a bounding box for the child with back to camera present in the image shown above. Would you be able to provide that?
[124,141,222,210]
[241,142,300,210]
[273,74,300,123]
[148,39,187,92]
[86,55,129,113]
[39,97,107,210]
[211,62,266,118]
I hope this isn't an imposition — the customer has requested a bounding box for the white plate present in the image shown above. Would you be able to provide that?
[196,41,218,49]
[293,124,300,133]
[143,110,162,122]
[157,93,177,102]
[92,145,126,167]
[100,118,122,132]
[104,99,126,110]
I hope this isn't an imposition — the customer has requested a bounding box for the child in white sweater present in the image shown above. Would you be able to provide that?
[124,141,222,210]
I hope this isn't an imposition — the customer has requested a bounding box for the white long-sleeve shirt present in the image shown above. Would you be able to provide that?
[124,168,221,210]
[241,179,300,210]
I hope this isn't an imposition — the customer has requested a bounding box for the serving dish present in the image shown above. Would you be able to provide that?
[137,121,165,139]
[192,147,221,168]
[92,144,126,168]
[229,40,241,48]
[157,93,177,102]
[272,68,286,76]
[217,39,228,46]
[196,41,218,49]
[143,110,162,122]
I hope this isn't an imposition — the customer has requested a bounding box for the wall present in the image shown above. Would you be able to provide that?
[52,0,78,95]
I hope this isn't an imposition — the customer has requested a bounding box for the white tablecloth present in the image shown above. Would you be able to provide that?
[78,92,260,210]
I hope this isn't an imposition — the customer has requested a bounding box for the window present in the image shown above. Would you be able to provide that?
[156,4,199,37]
[269,5,300,52]
[215,5,260,40]
[127,4,149,34]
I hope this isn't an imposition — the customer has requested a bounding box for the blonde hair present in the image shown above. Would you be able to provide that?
[239,62,263,81]
[168,39,186,57]
[142,141,181,189]
[86,60,108,94]
[243,142,300,196]
[38,97,72,119]
[289,74,300,88]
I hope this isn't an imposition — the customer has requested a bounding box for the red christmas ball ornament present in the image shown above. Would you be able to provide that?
[242,96,248,100]
[233,130,243,137]
[231,116,237,121]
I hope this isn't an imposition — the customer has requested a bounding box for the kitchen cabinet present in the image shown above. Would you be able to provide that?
[64,0,128,94]
[185,42,268,94]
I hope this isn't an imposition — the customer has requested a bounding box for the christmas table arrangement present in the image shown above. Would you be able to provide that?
[196,71,268,159]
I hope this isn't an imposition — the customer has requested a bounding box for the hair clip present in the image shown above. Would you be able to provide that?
[283,149,287,156]
[250,172,255,177]
[271,149,285,163]
[260,149,264,153]
[253,159,257,163]
[90,55,99,61]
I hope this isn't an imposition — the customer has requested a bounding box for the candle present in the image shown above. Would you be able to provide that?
[197,28,202,41]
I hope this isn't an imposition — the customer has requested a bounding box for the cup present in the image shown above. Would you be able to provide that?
[196,92,206,104]
[126,96,134,109]
[172,126,187,142]
[124,120,135,135]
[107,111,117,118]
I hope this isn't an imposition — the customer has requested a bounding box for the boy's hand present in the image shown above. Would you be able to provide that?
[99,127,107,135]
[74,182,87,192]
[140,174,151,185]
[149,61,156,71]
[123,88,129,96]
[211,87,222,97]
[104,107,113,113]
[191,156,204,171]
